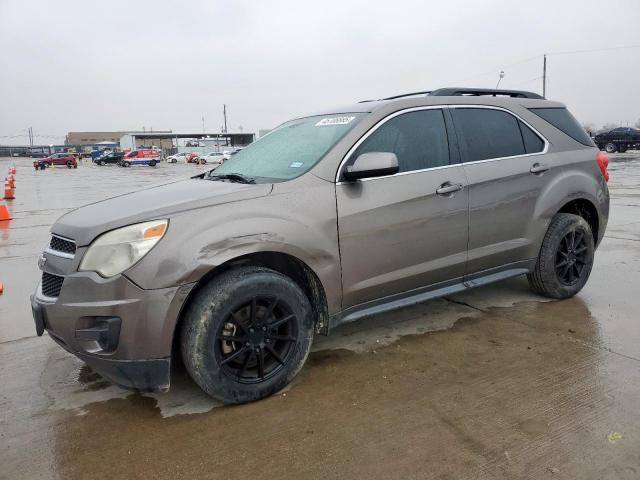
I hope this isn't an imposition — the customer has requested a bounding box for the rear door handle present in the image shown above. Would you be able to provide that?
[530,163,549,174]
[436,182,464,196]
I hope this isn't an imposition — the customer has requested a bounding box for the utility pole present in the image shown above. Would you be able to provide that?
[222,104,228,134]
[542,54,547,98]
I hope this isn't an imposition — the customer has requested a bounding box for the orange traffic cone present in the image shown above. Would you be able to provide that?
[0,282,4,294]
[4,182,14,200]
[0,202,11,220]
[6,176,15,188]
[9,166,16,175]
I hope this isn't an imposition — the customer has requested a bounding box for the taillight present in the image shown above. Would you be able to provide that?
[596,151,609,182]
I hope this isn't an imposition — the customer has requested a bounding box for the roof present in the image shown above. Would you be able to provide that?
[307,88,562,119]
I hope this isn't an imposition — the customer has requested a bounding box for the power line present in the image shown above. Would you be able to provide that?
[547,44,640,56]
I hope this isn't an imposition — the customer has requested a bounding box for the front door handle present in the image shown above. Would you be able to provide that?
[530,163,549,174]
[436,182,464,196]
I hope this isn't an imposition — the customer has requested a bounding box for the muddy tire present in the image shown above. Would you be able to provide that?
[180,267,314,404]
[527,213,595,299]
[604,142,617,154]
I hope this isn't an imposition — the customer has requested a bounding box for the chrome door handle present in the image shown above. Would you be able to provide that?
[436,182,463,196]
[530,163,549,174]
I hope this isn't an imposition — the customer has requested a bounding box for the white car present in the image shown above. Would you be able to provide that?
[197,152,225,167]
[166,152,191,164]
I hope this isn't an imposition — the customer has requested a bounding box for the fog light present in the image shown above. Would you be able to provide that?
[75,317,121,353]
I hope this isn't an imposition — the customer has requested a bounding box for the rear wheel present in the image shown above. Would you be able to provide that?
[99,160,106,166]
[604,142,617,154]
[123,161,130,167]
[66,160,73,168]
[527,213,595,299]
[181,267,314,404]
[149,160,157,167]
[618,145,628,153]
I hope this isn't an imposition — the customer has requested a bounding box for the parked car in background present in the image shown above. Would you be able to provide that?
[594,127,640,153]
[31,87,610,404]
[186,152,200,163]
[33,152,78,170]
[166,152,188,163]
[197,152,225,166]
[94,151,124,166]
[119,149,161,167]
[222,148,243,160]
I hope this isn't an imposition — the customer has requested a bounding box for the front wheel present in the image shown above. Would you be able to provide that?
[181,267,314,404]
[149,160,157,167]
[527,213,595,299]
[618,145,628,153]
[66,160,73,168]
[123,161,130,167]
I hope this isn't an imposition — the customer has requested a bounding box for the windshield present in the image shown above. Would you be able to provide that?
[213,113,364,181]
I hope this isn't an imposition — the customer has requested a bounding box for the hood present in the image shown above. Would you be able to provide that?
[53,178,272,246]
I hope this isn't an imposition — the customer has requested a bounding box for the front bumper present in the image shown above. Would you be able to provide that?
[31,271,195,391]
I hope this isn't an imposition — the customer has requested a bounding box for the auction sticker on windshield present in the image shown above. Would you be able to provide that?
[315,116,356,126]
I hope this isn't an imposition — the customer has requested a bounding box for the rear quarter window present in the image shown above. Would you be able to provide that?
[529,107,594,146]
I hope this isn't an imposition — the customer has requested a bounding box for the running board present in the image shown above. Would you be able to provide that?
[329,265,530,331]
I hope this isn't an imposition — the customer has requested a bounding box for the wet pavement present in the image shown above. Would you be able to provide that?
[1,154,639,479]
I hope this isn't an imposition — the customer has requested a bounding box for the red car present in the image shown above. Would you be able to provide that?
[186,153,200,163]
[33,153,78,170]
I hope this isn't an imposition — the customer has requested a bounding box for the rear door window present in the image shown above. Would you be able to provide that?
[452,108,525,162]
[518,120,545,154]
[352,109,450,173]
[529,107,594,146]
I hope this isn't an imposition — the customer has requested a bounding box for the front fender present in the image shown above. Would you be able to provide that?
[125,178,342,312]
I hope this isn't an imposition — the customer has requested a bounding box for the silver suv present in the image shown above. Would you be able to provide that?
[31,88,610,403]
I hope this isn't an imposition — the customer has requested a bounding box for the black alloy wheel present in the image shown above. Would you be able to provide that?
[214,295,298,383]
[555,229,589,286]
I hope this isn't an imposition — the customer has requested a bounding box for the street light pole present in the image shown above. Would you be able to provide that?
[495,71,505,89]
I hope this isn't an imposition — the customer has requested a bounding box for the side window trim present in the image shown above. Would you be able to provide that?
[336,106,453,183]
[450,105,549,165]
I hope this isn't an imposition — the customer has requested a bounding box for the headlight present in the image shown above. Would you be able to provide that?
[79,220,168,277]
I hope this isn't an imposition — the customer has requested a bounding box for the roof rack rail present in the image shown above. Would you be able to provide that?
[428,88,544,99]
[382,91,432,100]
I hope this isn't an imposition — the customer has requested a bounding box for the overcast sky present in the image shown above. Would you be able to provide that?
[1,0,639,144]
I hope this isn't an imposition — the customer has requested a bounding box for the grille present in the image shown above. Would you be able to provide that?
[42,272,64,298]
[49,235,76,255]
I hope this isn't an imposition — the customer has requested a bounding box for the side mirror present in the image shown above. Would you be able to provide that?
[343,152,399,181]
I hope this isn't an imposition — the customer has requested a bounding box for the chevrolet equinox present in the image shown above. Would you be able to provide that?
[31,88,610,403]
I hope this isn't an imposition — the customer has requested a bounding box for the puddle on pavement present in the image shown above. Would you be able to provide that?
[46,298,640,480]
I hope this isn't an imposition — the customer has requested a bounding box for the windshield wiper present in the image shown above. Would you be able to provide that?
[208,172,256,184]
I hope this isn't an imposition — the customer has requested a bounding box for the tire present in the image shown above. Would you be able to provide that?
[604,143,617,154]
[123,161,130,167]
[99,160,106,166]
[618,145,628,153]
[527,213,595,299]
[66,160,73,168]
[181,267,314,404]
[149,160,157,167]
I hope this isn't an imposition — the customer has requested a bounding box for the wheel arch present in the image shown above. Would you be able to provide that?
[557,198,599,245]
[171,251,330,356]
